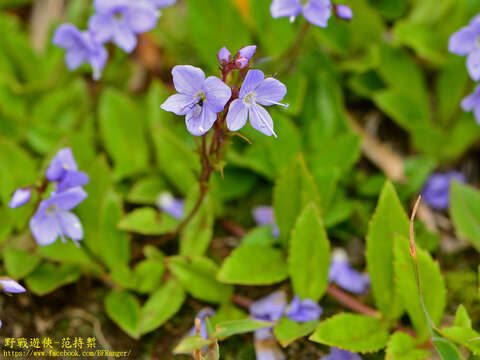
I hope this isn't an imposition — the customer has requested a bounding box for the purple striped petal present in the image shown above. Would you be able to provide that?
[255,78,287,106]
[249,104,277,138]
[240,70,265,98]
[226,99,248,131]
[161,94,195,115]
[185,106,217,136]
[203,76,232,113]
[172,65,205,96]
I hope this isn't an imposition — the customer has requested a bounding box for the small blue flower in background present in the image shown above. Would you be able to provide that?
[421,172,466,211]
[461,84,480,125]
[252,206,280,238]
[286,295,322,322]
[270,0,352,27]
[161,65,232,136]
[226,69,288,138]
[29,187,87,247]
[8,188,32,209]
[46,148,89,193]
[320,348,362,360]
[449,16,480,81]
[189,308,215,339]
[156,192,185,220]
[53,24,108,80]
[89,0,159,53]
[329,248,370,295]
[0,279,26,294]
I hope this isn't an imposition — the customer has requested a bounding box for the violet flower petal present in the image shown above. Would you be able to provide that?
[270,0,302,19]
[467,49,480,81]
[239,70,265,98]
[302,0,332,28]
[0,279,26,294]
[320,348,362,360]
[172,65,205,96]
[226,99,249,131]
[250,290,287,322]
[238,45,257,60]
[9,188,32,209]
[203,76,232,113]
[185,106,217,136]
[249,103,277,137]
[255,78,288,107]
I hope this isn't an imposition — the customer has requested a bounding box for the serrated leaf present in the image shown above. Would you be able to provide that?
[173,335,214,354]
[273,318,318,347]
[167,256,233,303]
[309,313,389,353]
[214,319,274,340]
[394,235,446,341]
[450,181,480,252]
[217,244,288,285]
[25,263,81,296]
[366,181,409,319]
[288,203,330,301]
[118,207,179,235]
[105,290,141,339]
[140,279,186,335]
[273,154,321,245]
[386,332,431,360]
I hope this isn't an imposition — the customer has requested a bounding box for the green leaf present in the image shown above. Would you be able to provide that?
[217,244,288,285]
[432,335,464,360]
[309,313,389,353]
[394,235,447,340]
[242,226,276,246]
[3,247,41,279]
[99,89,149,180]
[214,319,274,340]
[450,181,480,252]
[167,256,233,304]
[210,303,247,326]
[36,241,102,273]
[140,279,186,335]
[273,154,321,245]
[25,263,81,295]
[386,332,431,360]
[118,207,179,235]
[439,327,480,356]
[273,318,319,347]
[127,176,167,205]
[133,260,165,294]
[453,305,471,329]
[288,203,330,301]
[105,290,141,339]
[173,335,214,354]
[366,181,409,319]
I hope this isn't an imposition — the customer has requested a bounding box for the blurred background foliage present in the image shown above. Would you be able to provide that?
[0,0,480,359]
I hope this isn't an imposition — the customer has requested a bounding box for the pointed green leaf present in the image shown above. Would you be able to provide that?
[453,305,471,329]
[309,313,389,353]
[214,319,274,340]
[288,203,330,301]
[217,244,288,285]
[118,207,179,235]
[439,327,480,356]
[366,181,409,319]
[173,335,214,354]
[274,318,319,347]
[432,335,463,360]
[25,263,81,296]
[386,332,431,360]
[105,290,141,339]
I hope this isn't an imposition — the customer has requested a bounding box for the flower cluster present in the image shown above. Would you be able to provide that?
[161,45,289,138]
[270,0,353,27]
[421,171,466,211]
[9,148,89,247]
[53,0,176,80]
[449,15,480,124]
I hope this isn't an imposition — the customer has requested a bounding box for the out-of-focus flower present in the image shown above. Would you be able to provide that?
[46,148,89,192]
[53,24,108,80]
[252,206,280,238]
[320,348,362,360]
[449,16,480,81]
[151,0,177,9]
[217,46,232,66]
[226,70,288,137]
[156,192,184,220]
[254,329,286,360]
[250,290,287,322]
[29,187,87,246]
[189,308,215,339]
[8,188,32,209]
[286,295,322,322]
[0,279,26,294]
[335,5,353,20]
[329,248,370,295]
[270,0,351,27]
[89,0,159,53]
[161,65,232,136]
[461,84,480,125]
[421,172,467,211]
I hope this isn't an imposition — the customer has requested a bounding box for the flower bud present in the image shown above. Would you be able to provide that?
[235,57,249,69]
[335,5,353,20]
[238,45,256,60]
[217,46,231,66]
[8,188,32,209]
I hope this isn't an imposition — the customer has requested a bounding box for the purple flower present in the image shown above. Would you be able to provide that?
[156,192,184,220]
[252,206,280,238]
[46,148,89,193]
[270,0,332,28]
[320,348,362,360]
[0,279,26,294]
[29,187,87,246]
[189,308,215,339]
[461,84,480,125]
[250,290,287,322]
[421,172,467,211]
[329,249,370,295]
[89,0,159,53]
[161,65,232,136]
[449,16,480,80]
[235,45,257,68]
[53,24,108,80]
[254,330,286,360]
[335,5,353,20]
[286,295,322,322]
[226,70,288,137]
[8,188,32,209]
[217,46,232,66]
